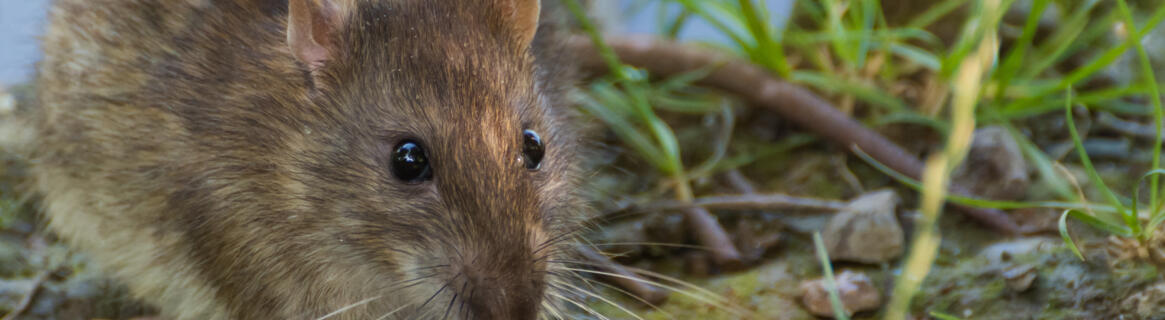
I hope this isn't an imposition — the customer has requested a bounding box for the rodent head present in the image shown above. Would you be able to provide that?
[249,0,584,318]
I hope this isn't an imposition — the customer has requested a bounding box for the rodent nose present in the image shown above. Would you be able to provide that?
[459,261,543,320]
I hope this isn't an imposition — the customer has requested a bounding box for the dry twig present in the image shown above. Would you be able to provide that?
[681,207,744,270]
[645,193,846,212]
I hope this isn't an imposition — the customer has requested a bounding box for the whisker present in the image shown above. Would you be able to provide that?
[586,242,715,250]
[552,279,645,320]
[534,231,582,256]
[442,293,458,320]
[577,277,674,319]
[373,304,410,320]
[416,282,451,319]
[545,286,610,320]
[405,264,450,274]
[550,260,724,304]
[315,295,382,320]
[457,278,471,320]
[548,265,747,316]
[540,300,567,320]
[390,271,442,291]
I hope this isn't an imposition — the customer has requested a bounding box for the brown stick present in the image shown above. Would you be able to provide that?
[570,35,1020,235]
[681,206,744,271]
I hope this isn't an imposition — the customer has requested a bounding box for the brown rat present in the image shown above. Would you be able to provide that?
[27,0,588,318]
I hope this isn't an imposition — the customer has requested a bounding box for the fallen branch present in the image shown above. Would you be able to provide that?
[638,193,847,213]
[681,206,744,271]
[569,35,1021,235]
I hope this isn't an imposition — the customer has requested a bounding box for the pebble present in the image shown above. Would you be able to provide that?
[1121,281,1165,317]
[1011,208,1060,234]
[822,189,905,264]
[799,270,882,317]
[978,237,1061,265]
[952,126,1030,200]
[1000,264,1038,292]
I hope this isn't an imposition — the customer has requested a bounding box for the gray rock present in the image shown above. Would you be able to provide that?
[799,270,882,317]
[953,126,1029,201]
[822,190,904,264]
[978,236,1061,265]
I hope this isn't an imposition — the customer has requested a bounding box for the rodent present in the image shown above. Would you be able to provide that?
[27,0,587,319]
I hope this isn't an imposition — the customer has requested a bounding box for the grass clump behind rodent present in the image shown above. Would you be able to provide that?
[569,0,1165,318]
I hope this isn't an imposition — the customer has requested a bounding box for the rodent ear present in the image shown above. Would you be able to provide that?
[287,0,346,71]
[497,0,540,47]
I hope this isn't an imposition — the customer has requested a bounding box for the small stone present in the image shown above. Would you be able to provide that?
[799,270,882,317]
[823,189,904,264]
[1121,281,1165,317]
[978,237,1061,265]
[952,126,1029,200]
[1000,264,1037,292]
[1011,208,1059,234]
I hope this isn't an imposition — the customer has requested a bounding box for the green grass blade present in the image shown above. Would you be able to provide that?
[1133,169,1165,240]
[662,3,693,38]
[854,0,878,68]
[993,0,1050,99]
[823,0,856,67]
[929,312,963,320]
[688,103,734,178]
[650,93,721,114]
[1022,1,1101,79]
[564,0,631,80]
[575,92,671,172]
[1003,122,1075,200]
[907,0,972,28]
[739,0,790,77]
[789,71,909,113]
[1059,209,1087,261]
[853,146,1118,213]
[1024,5,1165,100]
[786,28,941,46]
[889,43,942,71]
[672,0,754,51]
[1060,208,1138,262]
[1117,0,1165,235]
[813,232,851,320]
[1064,89,1127,212]
[995,84,1152,120]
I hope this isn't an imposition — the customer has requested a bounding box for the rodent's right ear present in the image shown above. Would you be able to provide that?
[287,0,348,71]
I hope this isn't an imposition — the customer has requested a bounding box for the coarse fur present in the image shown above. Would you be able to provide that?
[30,0,589,319]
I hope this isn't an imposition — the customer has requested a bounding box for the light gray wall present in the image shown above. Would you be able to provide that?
[0,0,51,87]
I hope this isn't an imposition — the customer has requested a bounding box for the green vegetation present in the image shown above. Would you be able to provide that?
[569,0,1165,318]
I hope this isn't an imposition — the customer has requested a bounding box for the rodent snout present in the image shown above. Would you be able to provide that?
[446,256,545,320]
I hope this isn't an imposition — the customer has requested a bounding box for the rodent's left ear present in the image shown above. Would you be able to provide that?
[287,0,351,71]
[496,0,540,48]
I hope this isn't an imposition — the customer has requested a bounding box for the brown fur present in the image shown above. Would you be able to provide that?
[30,0,587,319]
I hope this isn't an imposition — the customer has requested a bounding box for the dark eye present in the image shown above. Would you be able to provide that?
[522,130,544,170]
[391,140,432,183]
